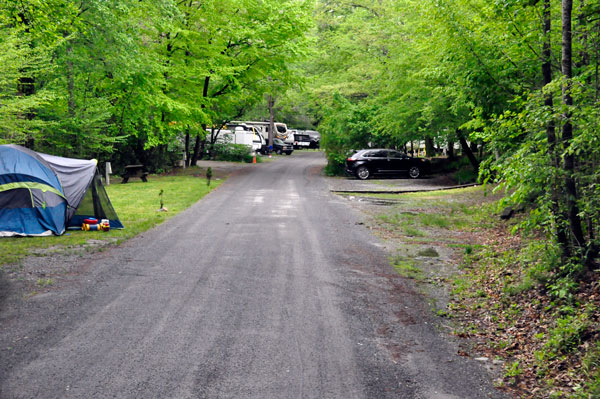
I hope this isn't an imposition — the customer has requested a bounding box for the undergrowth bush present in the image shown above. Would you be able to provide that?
[211,143,256,163]
[543,312,590,358]
[455,167,478,184]
[324,150,347,176]
[577,343,600,398]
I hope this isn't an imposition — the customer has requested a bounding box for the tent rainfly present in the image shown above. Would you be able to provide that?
[0,144,123,237]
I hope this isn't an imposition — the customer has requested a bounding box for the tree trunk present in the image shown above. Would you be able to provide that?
[561,0,586,253]
[191,76,211,165]
[544,0,571,257]
[457,131,479,172]
[268,95,275,151]
[425,137,435,157]
[184,128,191,167]
[66,44,81,156]
[16,12,36,149]
[66,46,76,118]
[198,140,206,160]
[469,141,477,154]
[447,141,455,160]
[190,136,201,167]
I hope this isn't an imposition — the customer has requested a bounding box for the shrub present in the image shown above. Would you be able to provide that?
[324,150,348,176]
[455,167,478,184]
[211,143,255,163]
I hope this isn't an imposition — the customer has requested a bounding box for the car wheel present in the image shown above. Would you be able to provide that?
[277,149,282,155]
[285,151,292,155]
[356,166,370,180]
[409,166,420,179]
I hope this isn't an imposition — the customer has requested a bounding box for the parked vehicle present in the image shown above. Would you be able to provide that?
[345,149,429,180]
[293,132,312,149]
[209,126,262,152]
[223,123,264,152]
[304,130,321,148]
[273,138,293,155]
[230,121,291,144]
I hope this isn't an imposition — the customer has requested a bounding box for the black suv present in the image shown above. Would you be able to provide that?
[273,138,293,155]
[345,149,429,180]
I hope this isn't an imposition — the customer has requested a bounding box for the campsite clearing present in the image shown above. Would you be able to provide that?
[0,152,505,399]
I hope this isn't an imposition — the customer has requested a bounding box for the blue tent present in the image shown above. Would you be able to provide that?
[0,144,123,237]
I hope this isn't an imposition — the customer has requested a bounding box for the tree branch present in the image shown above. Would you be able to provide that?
[348,2,379,17]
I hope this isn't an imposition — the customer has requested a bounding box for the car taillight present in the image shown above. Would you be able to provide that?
[346,158,355,162]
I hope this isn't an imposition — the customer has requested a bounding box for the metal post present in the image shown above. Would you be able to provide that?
[105,162,112,186]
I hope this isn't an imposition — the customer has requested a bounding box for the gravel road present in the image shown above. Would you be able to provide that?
[0,152,506,398]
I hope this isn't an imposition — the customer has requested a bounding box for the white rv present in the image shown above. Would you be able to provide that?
[210,125,263,152]
[230,121,292,145]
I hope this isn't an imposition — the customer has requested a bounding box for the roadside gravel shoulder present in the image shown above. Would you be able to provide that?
[326,174,510,393]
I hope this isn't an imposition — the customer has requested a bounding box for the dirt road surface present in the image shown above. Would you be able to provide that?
[0,152,505,398]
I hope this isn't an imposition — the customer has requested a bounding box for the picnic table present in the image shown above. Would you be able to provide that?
[121,164,148,183]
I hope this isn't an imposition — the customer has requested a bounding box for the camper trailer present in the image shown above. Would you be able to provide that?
[230,121,292,146]
[209,124,263,152]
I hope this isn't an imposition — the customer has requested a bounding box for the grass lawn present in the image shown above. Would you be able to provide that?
[0,170,220,267]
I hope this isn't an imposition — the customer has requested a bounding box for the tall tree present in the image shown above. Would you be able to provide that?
[561,0,586,252]
[543,0,571,257]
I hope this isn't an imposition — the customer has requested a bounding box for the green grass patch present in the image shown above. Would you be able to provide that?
[392,256,425,280]
[0,171,220,267]
[36,278,55,287]
[375,212,406,225]
[418,213,451,228]
[417,247,440,257]
[451,274,473,298]
[403,226,427,237]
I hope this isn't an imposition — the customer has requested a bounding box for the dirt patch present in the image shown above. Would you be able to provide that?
[1,240,117,298]
[328,173,462,193]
